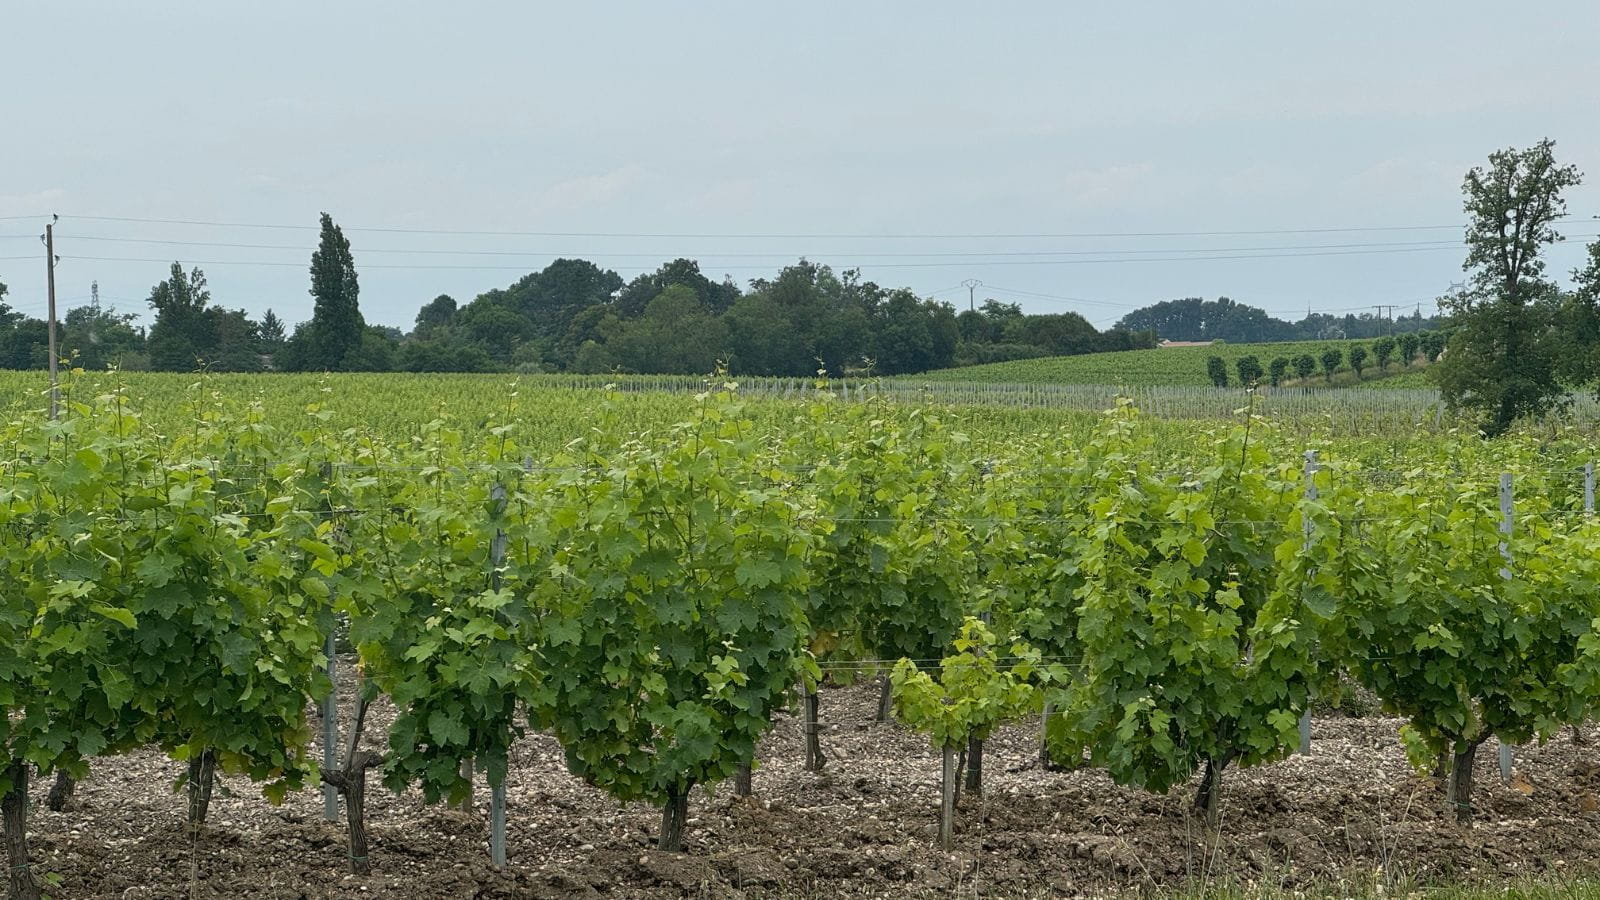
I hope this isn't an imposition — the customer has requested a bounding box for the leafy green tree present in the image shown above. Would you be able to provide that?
[1205,355,1228,387]
[146,263,213,370]
[412,295,457,336]
[1421,330,1446,363]
[1373,336,1396,371]
[1235,354,1264,387]
[722,294,807,376]
[1116,296,1298,343]
[1348,345,1368,378]
[604,285,728,374]
[345,327,397,372]
[1268,356,1289,387]
[62,297,145,371]
[397,337,495,373]
[1397,332,1420,367]
[614,258,740,318]
[455,303,533,363]
[1558,239,1600,390]
[1319,347,1343,382]
[1436,140,1582,436]
[570,339,617,374]
[303,213,366,370]
[1292,354,1317,381]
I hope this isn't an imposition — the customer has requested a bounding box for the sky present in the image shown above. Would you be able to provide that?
[3,1,1599,331]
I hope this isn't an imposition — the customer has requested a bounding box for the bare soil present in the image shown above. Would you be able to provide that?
[24,675,1600,899]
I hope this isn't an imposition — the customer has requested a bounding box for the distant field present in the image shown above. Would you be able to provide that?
[909,338,1431,387]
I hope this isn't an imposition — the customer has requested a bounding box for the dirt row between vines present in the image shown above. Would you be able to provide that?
[26,676,1600,899]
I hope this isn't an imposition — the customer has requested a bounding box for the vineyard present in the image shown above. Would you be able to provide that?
[4,368,1594,452]
[6,375,1600,899]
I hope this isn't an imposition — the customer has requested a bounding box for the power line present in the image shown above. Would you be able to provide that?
[62,212,1490,239]
[48,233,1534,258]
[55,243,1520,272]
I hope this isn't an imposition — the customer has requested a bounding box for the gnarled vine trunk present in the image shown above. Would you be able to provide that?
[3,760,41,900]
[803,687,825,772]
[321,688,382,874]
[1447,740,1481,824]
[735,762,752,798]
[876,676,892,723]
[658,785,691,852]
[1192,754,1232,829]
[188,748,217,828]
[46,770,75,812]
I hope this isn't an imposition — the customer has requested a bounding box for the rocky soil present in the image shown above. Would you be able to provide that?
[22,676,1600,898]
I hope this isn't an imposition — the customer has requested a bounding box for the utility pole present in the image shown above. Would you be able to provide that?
[962,278,982,312]
[1372,304,1397,334]
[41,215,59,419]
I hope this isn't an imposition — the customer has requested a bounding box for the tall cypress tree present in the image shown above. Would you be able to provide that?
[308,213,364,370]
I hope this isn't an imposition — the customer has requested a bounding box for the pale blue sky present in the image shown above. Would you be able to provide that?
[4,1,1598,330]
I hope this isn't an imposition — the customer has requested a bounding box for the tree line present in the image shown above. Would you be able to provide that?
[0,219,1152,378]
[1116,296,1446,344]
[1206,331,1448,388]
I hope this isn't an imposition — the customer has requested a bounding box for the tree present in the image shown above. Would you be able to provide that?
[455,303,533,363]
[874,290,943,375]
[146,264,215,371]
[1116,297,1297,343]
[1372,336,1396,372]
[62,296,145,371]
[1348,345,1368,379]
[1397,332,1420,368]
[1205,355,1229,387]
[1557,240,1600,390]
[258,309,287,350]
[207,308,264,371]
[303,213,366,370]
[614,259,739,318]
[604,285,728,374]
[1319,347,1343,383]
[1268,357,1289,387]
[413,295,457,336]
[398,336,495,372]
[1436,140,1582,436]
[1292,354,1316,381]
[1420,330,1446,363]
[1235,355,1263,387]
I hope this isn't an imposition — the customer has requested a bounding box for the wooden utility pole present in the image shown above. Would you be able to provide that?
[42,217,59,419]
[1371,304,1397,334]
[962,279,982,312]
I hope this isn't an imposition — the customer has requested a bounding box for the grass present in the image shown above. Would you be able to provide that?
[908,338,1433,388]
